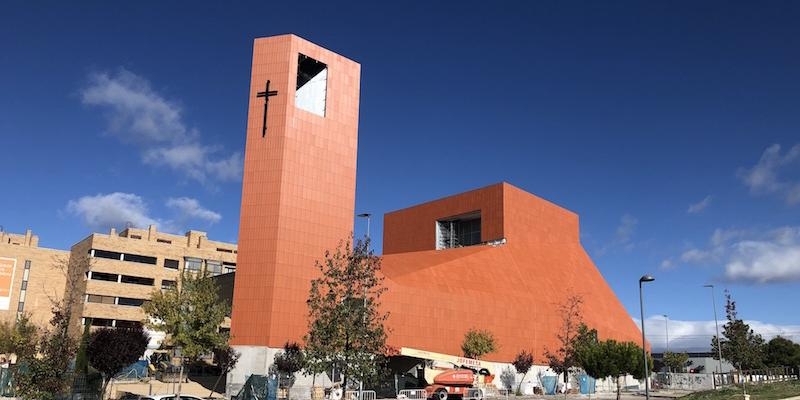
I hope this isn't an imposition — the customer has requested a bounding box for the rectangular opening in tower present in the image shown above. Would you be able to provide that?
[436,211,482,249]
[296,54,328,117]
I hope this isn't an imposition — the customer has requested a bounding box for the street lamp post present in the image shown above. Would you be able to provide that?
[356,212,372,399]
[704,284,724,374]
[357,213,372,240]
[639,275,655,400]
[663,314,670,372]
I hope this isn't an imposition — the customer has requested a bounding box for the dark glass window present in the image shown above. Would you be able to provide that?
[123,253,157,265]
[437,212,482,249]
[120,275,154,286]
[116,320,142,329]
[161,280,177,290]
[117,297,146,307]
[157,238,172,244]
[164,259,179,269]
[91,272,118,282]
[87,294,115,304]
[91,318,114,327]
[93,249,122,260]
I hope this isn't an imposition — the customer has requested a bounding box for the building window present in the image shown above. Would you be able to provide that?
[91,318,114,327]
[296,53,328,117]
[184,257,202,273]
[130,234,142,239]
[115,320,142,329]
[164,259,179,269]
[223,261,236,274]
[436,212,482,249]
[92,249,122,260]
[156,238,172,244]
[216,247,233,253]
[117,297,146,307]
[120,275,154,286]
[87,294,115,305]
[206,261,222,276]
[122,253,157,265]
[90,272,119,282]
[161,279,177,290]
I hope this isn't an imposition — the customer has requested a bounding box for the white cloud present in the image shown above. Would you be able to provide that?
[166,197,222,224]
[66,193,222,233]
[687,195,713,214]
[678,226,800,283]
[596,214,639,255]
[81,69,242,184]
[616,214,638,243]
[660,259,674,270]
[724,228,800,283]
[738,143,800,205]
[635,316,800,352]
[66,192,159,232]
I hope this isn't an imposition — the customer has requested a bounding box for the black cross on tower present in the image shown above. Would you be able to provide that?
[256,80,278,138]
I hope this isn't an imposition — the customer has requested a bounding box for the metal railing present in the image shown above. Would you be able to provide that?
[398,389,428,399]
[345,389,377,400]
[713,366,799,388]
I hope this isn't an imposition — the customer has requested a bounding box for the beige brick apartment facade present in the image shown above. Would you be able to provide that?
[0,230,69,327]
[0,226,237,331]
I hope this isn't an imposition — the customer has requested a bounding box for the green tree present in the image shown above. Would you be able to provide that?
[461,329,497,359]
[304,238,388,389]
[0,314,38,369]
[87,326,150,397]
[711,290,765,370]
[764,336,800,368]
[15,255,88,399]
[210,345,240,397]
[143,270,229,361]
[544,295,585,389]
[663,351,690,373]
[273,341,306,398]
[577,340,649,400]
[512,350,534,394]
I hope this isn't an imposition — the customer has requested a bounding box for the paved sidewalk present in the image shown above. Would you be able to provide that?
[108,379,224,398]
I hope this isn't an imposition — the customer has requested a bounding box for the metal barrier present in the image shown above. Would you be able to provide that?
[398,389,428,399]
[345,390,377,400]
[464,388,483,400]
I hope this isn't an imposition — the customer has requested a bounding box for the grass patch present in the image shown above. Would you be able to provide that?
[680,380,800,400]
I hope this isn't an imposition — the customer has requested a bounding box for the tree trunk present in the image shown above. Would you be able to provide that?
[101,376,109,400]
[516,371,528,394]
[210,372,223,397]
[615,376,621,400]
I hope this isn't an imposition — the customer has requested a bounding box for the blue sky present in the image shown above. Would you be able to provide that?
[2,1,799,351]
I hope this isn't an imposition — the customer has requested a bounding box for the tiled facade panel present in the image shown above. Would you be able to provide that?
[379,183,644,361]
[231,35,360,346]
[383,183,506,255]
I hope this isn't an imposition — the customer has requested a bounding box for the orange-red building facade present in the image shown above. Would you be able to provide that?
[229,34,642,390]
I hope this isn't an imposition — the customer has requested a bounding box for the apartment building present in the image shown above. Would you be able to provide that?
[71,225,237,329]
[0,230,69,327]
[0,225,237,331]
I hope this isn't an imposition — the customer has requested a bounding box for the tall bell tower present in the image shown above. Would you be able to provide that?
[229,34,360,388]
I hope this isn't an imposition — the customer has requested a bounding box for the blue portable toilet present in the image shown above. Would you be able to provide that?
[578,374,596,394]
[541,376,558,395]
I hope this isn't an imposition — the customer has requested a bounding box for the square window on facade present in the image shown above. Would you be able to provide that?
[436,212,482,249]
[296,54,328,117]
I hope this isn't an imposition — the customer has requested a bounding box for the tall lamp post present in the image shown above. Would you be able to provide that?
[639,275,655,400]
[704,284,724,374]
[663,314,670,372]
[357,213,372,240]
[356,212,372,398]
